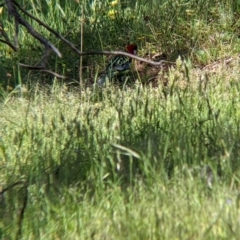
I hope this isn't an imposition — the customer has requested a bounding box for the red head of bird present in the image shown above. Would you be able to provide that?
[126,44,138,55]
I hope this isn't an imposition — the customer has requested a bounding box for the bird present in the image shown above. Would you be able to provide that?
[134,52,173,87]
[97,44,138,86]
[134,52,167,80]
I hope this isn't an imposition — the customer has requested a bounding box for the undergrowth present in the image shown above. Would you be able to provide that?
[1,0,240,239]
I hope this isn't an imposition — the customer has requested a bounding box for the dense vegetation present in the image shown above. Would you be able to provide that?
[1,0,240,239]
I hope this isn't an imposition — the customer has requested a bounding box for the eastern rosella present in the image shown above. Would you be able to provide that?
[97,44,138,86]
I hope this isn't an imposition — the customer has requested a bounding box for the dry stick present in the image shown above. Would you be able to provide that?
[6,0,63,76]
[6,0,61,62]
[13,0,78,55]
[20,50,171,79]
[0,37,17,50]
[19,50,171,79]
[0,20,18,51]
[0,181,27,195]
[18,63,66,78]
[74,50,173,66]
[39,69,66,79]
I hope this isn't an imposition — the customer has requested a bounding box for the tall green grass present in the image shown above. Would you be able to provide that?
[1,70,240,238]
[1,0,240,239]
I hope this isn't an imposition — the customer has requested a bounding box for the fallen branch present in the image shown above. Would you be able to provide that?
[0,20,18,51]
[19,50,173,79]
[13,0,80,56]
[5,0,61,70]
[74,50,174,66]
[0,180,28,195]
[18,63,66,79]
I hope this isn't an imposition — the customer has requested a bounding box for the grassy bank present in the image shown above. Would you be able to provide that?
[1,74,240,239]
[1,0,240,239]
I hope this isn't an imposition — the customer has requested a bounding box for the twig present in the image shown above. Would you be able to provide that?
[0,181,27,194]
[39,69,66,79]
[18,63,44,70]
[0,20,18,51]
[19,63,67,79]
[6,0,61,60]
[19,50,172,79]
[13,0,80,55]
[0,37,17,50]
[73,50,174,66]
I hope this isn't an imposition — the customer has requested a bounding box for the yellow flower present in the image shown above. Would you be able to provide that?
[186,9,194,16]
[108,9,117,19]
[110,0,119,7]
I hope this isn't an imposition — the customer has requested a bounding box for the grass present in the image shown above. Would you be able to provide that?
[1,0,240,239]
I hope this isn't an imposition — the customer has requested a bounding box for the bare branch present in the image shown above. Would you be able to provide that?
[6,0,61,58]
[39,69,67,79]
[18,63,44,70]
[0,38,17,50]
[75,50,174,66]
[19,63,67,79]
[13,0,80,55]
[0,181,27,195]
[0,20,18,51]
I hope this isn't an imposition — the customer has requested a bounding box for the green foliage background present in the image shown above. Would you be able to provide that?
[1,0,240,239]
